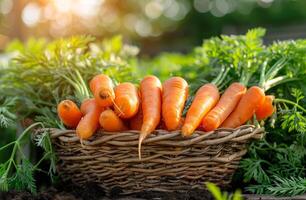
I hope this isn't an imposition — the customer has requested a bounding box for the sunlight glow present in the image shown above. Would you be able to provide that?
[22,3,41,27]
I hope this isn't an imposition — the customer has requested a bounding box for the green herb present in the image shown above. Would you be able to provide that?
[0,123,55,193]
[0,97,17,128]
[206,182,242,200]
[247,176,306,196]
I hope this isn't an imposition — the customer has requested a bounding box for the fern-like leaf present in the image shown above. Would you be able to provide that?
[268,176,306,196]
[9,160,37,194]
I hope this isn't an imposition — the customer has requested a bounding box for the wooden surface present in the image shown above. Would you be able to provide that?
[244,194,306,200]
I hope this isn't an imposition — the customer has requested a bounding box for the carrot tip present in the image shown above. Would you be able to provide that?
[181,125,192,137]
[80,138,85,148]
[138,133,146,160]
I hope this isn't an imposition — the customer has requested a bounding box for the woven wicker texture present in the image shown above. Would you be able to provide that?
[38,125,264,194]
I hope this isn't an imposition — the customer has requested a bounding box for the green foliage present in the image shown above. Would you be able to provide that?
[240,157,270,184]
[279,89,306,134]
[5,38,47,55]
[0,123,55,193]
[0,97,17,128]
[34,129,57,179]
[239,88,306,196]
[1,35,139,128]
[205,182,242,200]
[247,176,306,197]
[9,160,36,194]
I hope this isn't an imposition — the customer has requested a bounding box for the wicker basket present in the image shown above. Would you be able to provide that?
[36,125,264,194]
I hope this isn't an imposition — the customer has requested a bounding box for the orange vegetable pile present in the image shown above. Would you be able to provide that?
[57,74,275,145]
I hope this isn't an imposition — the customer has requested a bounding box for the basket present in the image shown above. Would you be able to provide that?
[36,125,264,194]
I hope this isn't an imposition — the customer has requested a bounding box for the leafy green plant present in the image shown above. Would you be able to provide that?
[247,176,306,197]
[1,35,139,128]
[0,122,55,193]
[206,182,242,200]
[0,97,17,128]
[239,88,306,196]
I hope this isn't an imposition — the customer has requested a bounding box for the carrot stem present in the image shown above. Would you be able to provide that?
[265,57,287,81]
[215,68,230,88]
[217,76,231,92]
[211,65,225,85]
[75,69,91,100]
[264,76,300,91]
[259,60,268,89]
[212,65,230,88]
[274,98,306,113]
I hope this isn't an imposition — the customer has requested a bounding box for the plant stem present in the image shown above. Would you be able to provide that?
[264,77,300,91]
[215,68,230,88]
[3,139,19,181]
[259,60,268,88]
[274,98,306,113]
[17,122,44,142]
[211,65,225,85]
[218,78,231,91]
[33,152,50,169]
[0,142,15,152]
[265,57,287,81]
[75,69,91,100]
[1,122,43,188]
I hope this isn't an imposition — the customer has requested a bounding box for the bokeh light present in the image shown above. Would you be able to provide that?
[0,0,306,53]
[22,2,41,27]
[0,0,13,15]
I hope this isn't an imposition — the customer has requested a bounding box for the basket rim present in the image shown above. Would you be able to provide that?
[36,125,265,147]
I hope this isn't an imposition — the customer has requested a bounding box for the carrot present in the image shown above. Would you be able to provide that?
[80,98,94,114]
[114,83,140,119]
[99,109,127,132]
[221,86,265,128]
[162,77,188,131]
[89,74,115,107]
[57,100,82,128]
[255,95,275,121]
[76,98,103,140]
[202,82,246,131]
[182,83,219,137]
[129,107,143,130]
[138,75,162,159]
[177,117,185,130]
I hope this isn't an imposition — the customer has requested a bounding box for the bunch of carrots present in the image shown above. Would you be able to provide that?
[58,74,274,158]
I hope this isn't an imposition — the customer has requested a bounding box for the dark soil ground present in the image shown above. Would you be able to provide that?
[0,182,214,200]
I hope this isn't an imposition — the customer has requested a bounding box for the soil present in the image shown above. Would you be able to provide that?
[0,182,214,200]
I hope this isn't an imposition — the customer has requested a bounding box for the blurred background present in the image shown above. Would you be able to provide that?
[1,0,306,55]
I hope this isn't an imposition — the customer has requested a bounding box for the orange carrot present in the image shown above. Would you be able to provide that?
[89,74,115,107]
[57,100,82,128]
[76,98,103,140]
[99,109,127,132]
[129,107,143,130]
[202,82,246,131]
[221,86,265,128]
[138,75,162,159]
[182,83,219,137]
[162,77,188,131]
[80,98,93,114]
[114,83,140,119]
[255,95,275,121]
[177,117,185,130]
